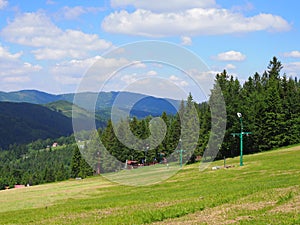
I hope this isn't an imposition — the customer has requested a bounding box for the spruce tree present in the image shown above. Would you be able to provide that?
[70,146,81,178]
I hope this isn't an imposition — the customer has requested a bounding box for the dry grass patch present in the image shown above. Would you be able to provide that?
[154,186,299,225]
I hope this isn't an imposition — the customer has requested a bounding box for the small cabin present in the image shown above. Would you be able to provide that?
[52,142,58,148]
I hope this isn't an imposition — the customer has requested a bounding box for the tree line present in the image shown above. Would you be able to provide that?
[216,57,300,157]
[89,57,300,169]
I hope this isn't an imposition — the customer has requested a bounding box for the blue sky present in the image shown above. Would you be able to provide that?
[0,0,299,102]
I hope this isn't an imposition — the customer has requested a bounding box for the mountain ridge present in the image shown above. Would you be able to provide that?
[0,90,181,117]
[0,90,182,148]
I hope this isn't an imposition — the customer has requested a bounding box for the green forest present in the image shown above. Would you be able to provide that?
[0,57,299,190]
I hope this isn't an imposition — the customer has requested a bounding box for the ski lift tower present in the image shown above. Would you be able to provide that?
[231,113,251,166]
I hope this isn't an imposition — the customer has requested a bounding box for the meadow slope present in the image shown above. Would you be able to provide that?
[0,145,299,224]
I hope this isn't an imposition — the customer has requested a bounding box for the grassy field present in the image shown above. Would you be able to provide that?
[0,145,299,224]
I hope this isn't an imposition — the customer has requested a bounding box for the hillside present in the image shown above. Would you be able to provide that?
[0,102,73,149]
[45,100,106,128]
[0,91,181,148]
[0,90,59,104]
[0,145,299,224]
[0,90,181,118]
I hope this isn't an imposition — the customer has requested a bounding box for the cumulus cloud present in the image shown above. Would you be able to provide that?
[52,56,130,85]
[0,61,41,77]
[120,74,138,85]
[283,62,300,76]
[2,12,112,60]
[52,57,99,77]
[114,76,189,100]
[169,75,189,87]
[0,44,22,60]
[58,6,104,20]
[0,0,7,9]
[110,0,216,12]
[169,75,180,81]
[225,63,236,70]
[181,36,192,46]
[60,6,87,20]
[146,70,157,76]
[185,69,217,97]
[131,61,147,68]
[283,51,300,58]
[102,8,291,37]
[0,43,41,79]
[215,50,246,61]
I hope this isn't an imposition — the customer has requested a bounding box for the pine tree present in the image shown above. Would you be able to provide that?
[206,71,227,160]
[70,146,81,178]
[79,157,93,178]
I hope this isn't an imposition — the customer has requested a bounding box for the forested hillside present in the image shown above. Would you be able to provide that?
[45,100,106,128]
[0,136,80,189]
[0,102,73,149]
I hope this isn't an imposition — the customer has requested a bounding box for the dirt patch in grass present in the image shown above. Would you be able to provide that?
[153,200,275,225]
[154,186,300,225]
[270,193,300,213]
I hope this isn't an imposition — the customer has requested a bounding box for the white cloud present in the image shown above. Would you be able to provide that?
[0,44,22,60]
[185,69,217,96]
[52,56,130,85]
[225,63,236,70]
[179,80,189,87]
[181,36,192,46]
[2,76,31,83]
[215,51,246,61]
[283,51,300,58]
[61,6,86,20]
[0,0,7,9]
[53,75,82,85]
[120,74,138,84]
[4,62,41,76]
[146,70,157,76]
[58,6,104,20]
[102,8,291,37]
[32,48,81,60]
[131,61,147,68]
[110,0,216,12]
[2,12,112,60]
[0,43,42,78]
[52,57,99,76]
[169,75,189,87]
[283,62,300,76]
[169,75,180,81]
[0,60,41,78]
[115,76,189,101]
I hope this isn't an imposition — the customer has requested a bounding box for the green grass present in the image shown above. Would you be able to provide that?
[0,145,299,224]
[104,162,180,186]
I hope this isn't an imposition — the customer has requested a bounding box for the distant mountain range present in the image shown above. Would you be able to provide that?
[0,90,180,117]
[0,90,181,148]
